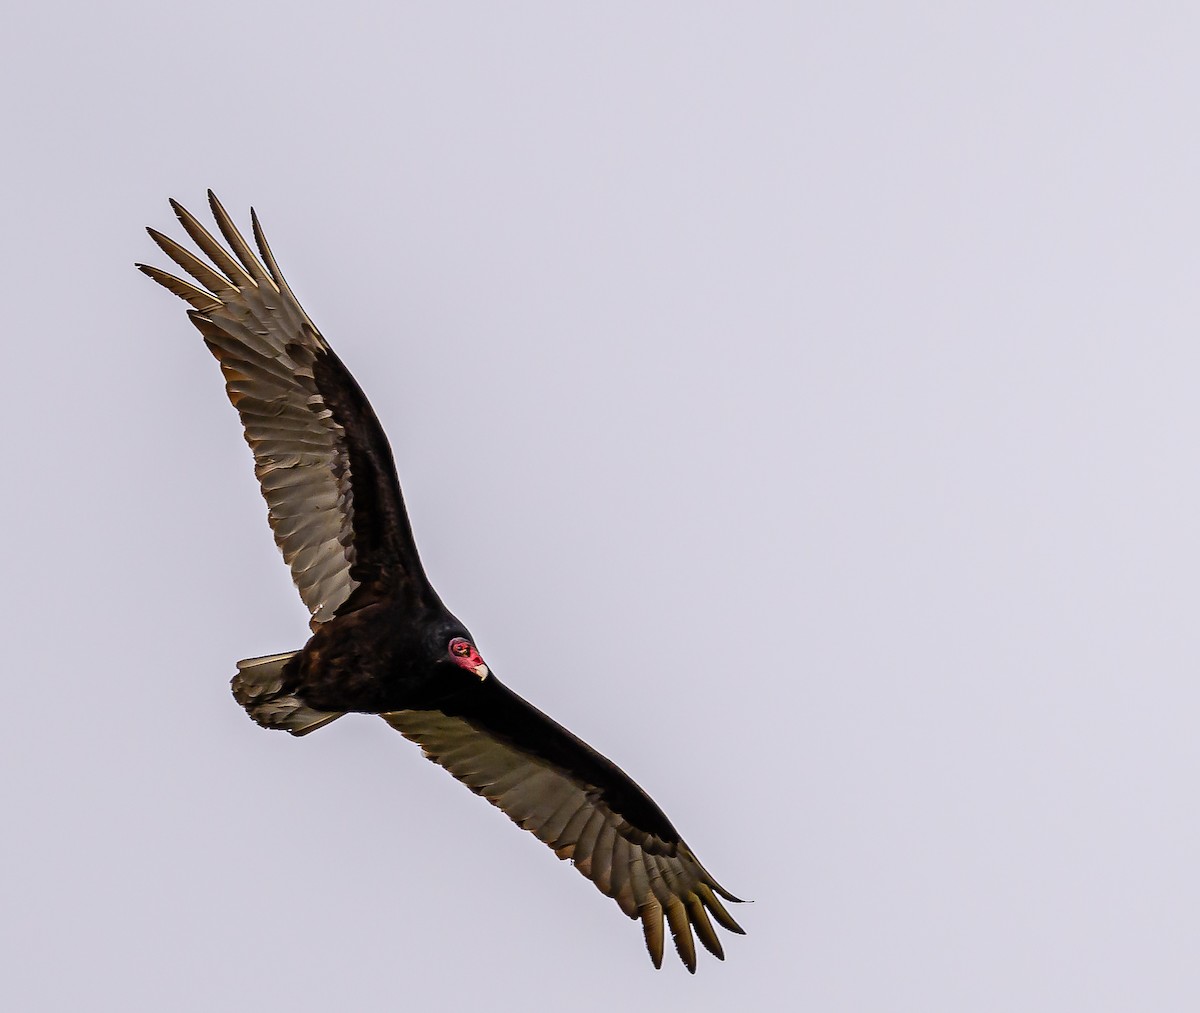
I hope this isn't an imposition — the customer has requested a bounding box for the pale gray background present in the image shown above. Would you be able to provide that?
[2,3,1197,1010]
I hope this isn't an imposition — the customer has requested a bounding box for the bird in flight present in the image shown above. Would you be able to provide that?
[138,192,745,971]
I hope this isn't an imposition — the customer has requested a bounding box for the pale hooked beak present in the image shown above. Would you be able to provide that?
[448,637,490,681]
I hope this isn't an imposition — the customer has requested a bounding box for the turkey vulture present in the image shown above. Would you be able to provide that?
[138,192,745,971]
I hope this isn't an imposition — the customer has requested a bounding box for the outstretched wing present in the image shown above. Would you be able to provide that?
[383,679,744,972]
[138,192,434,625]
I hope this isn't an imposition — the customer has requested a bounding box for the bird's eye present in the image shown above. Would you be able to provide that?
[450,639,471,657]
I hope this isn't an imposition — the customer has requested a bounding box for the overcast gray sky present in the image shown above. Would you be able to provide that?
[3,3,1198,1010]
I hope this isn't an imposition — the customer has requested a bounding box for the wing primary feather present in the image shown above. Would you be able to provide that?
[645,850,674,906]
[650,849,689,899]
[695,883,745,935]
[709,878,744,904]
[169,197,254,287]
[207,190,274,286]
[135,264,222,311]
[663,896,697,974]
[684,893,725,960]
[639,900,665,970]
[628,853,654,927]
[608,837,638,917]
[145,229,234,295]
[250,207,305,310]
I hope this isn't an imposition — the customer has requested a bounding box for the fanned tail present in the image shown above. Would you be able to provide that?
[231,651,344,736]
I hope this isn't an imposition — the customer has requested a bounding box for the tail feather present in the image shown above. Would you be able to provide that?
[232,651,343,736]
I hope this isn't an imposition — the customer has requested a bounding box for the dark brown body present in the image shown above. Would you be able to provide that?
[289,601,474,714]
